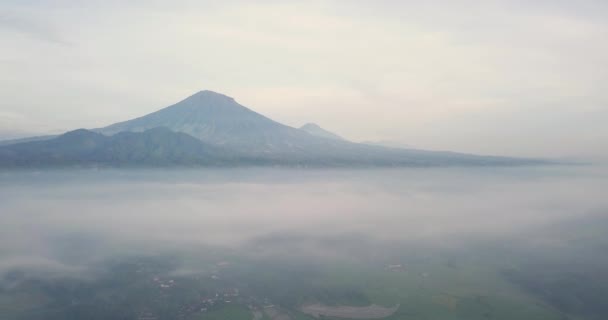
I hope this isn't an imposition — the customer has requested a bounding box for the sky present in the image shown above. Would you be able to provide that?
[0,0,606,158]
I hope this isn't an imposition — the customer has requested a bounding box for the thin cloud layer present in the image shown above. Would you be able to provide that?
[0,167,607,278]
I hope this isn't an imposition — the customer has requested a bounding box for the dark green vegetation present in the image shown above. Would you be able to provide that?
[502,215,608,319]
[0,252,582,320]
[299,123,345,141]
[0,91,546,168]
[3,223,608,320]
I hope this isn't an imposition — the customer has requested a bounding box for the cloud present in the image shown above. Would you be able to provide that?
[1,167,607,280]
[0,10,70,45]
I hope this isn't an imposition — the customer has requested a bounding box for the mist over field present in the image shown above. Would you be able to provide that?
[0,167,603,267]
[1,166,608,319]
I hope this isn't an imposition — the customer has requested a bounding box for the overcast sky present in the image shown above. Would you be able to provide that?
[1,0,606,158]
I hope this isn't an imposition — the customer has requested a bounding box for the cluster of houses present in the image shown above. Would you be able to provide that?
[152,276,176,289]
[136,260,279,320]
[386,263,406,272]
[184,287,242,314]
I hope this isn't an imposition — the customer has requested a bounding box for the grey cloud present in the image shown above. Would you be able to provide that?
[0,12,70,45]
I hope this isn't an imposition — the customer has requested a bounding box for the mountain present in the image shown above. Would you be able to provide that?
[99,90,334,155]
[0,90,549,168]
[300,123,344,141]
[0,127,241,167]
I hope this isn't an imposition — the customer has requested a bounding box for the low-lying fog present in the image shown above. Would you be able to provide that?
[3,166,608,319]
[1,166,607,279]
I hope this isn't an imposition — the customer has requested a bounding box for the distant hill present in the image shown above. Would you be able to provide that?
[300,123,344,141]
[0,90,549,168]
[0,134,57,146]
[0,127,241,167]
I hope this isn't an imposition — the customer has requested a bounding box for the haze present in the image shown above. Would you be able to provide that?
[1,166,606,277]
[1,1,607,158]
[2,167,608,319]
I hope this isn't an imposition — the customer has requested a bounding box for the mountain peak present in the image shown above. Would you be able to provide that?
[60,128,103,139]
[187,90,235,101]
[169,90,242,112]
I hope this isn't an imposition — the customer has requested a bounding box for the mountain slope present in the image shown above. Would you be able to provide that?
[361,140,412,149]
[300,123,344,141]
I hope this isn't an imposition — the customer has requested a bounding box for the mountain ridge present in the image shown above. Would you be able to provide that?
[0,127,243,167]
[0,90,550,168]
